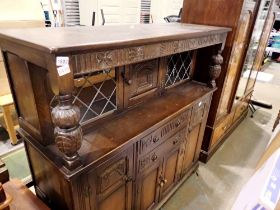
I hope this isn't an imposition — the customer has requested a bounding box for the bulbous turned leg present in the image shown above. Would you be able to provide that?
[208,50,223,88]
[51,94,83,171]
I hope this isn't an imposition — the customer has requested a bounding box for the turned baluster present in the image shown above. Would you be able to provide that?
[208,50,223,88]
[51,94,83,170]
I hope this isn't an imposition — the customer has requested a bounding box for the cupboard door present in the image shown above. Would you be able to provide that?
[181,125,200,175]
[96,149,133,210]
[160,133,185,199]
[124,59,159,108]
[136,160,162,210]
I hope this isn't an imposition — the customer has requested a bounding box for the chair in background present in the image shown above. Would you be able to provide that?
[164,8,182,22]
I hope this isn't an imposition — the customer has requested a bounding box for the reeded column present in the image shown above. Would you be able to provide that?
[208,50,223,88]
[51,94,83,170]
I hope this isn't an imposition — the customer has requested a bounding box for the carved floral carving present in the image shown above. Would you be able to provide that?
[208,50,223,88]
[96,51,113,67]
[51,94,83,170]
[100,159,126,192]
[127,47,144,61]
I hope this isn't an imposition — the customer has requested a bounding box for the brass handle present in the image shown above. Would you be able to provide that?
[121,71,132,85]
[159,176,167,187]
[151,154,157,162]
[153,136,160,143]
[222,126,227,130]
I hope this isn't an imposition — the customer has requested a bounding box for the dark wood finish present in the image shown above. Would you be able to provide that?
[0,24,229,209]
[124,59,159,108]
[2,179,50,210]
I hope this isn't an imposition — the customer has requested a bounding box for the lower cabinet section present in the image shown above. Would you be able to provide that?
[25,93,212,210]
[136,128,186,210]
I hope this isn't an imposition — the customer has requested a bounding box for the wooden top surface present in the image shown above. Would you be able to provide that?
[3,179,50,210]
[0,23,230,54]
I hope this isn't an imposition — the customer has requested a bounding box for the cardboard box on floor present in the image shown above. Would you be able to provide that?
[232,131,280,210]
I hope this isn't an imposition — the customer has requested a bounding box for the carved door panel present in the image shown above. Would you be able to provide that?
[181,124,201,176]
[95,149,133,210]
[159,130,185,199]
[124,59,159,108]
[135,158,162,210]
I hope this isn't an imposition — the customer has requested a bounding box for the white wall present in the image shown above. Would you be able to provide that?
[79,0,183,26]
[0,0,44,21]
[79,0,140,26]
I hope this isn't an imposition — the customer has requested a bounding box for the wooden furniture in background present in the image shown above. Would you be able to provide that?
[0,95,18,145]
[181,0,275,162]
[0,24,229,210]
[1,179,50,210]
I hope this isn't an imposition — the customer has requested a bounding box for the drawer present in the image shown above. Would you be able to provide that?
[138,109,191,156]
[189,97,211,130]
[211,112,234,147]
[233,101,248,122]
[138,129,186,174]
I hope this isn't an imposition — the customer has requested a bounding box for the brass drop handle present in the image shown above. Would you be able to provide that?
[158,176,167,187]
[151,154,158,162]
[153,136,160,143]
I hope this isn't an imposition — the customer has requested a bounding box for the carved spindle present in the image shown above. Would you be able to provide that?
[51,94,83,170]
[208,50,223,88]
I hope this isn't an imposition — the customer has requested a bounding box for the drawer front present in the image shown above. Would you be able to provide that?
[189,97,211,130]
[139,109,191,156]
[138,129,186,174]
[211,113,234,147]
[233,101,248,122]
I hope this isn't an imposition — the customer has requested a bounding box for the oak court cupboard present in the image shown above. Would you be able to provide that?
[0,23,230,210]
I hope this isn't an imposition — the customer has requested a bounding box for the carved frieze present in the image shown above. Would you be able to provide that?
[73,33,227,74]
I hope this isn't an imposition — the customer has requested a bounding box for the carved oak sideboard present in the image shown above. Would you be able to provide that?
[0,24,230,210]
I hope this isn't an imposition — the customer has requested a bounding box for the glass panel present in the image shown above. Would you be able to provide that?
[165,51,194,87]
[236,0,271,98]
[50,69,117,125]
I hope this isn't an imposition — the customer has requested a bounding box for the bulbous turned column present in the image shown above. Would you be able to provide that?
[51,94,83,170]
[208,50,223,88]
